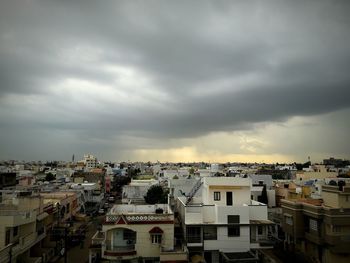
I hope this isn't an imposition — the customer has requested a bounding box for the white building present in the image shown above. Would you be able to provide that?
[82,154,98,171]
[176,177,274,263]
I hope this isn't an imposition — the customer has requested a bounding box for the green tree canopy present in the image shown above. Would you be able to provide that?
[144,185,168,204]
[45,172,55,181]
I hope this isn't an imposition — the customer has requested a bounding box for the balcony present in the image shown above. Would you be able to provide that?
[103,243,136,257]
[0,231,46,263]
[187,235,203,247]
[250,238,274,249]
[0,209,37,226]
[305,231,324,245]
[324,234,350,253]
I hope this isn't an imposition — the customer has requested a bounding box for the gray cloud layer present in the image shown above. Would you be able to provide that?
[1,0,350,161]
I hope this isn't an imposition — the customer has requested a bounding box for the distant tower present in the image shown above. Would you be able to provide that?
[72,154,75,163]
[308,156,311,164]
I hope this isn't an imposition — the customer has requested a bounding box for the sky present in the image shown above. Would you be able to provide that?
[1,0,350,163]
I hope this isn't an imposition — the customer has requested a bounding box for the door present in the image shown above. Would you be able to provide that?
[226,192,233,206]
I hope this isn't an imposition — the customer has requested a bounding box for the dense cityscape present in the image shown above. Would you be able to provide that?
[0,156,350,263]
[1,1,350,263]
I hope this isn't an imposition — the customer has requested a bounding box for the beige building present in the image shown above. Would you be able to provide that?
[40,191,80,222]
[90,204,188,263]
[0,191,50,263]
[296,165,338,181]
[281,183,350,263]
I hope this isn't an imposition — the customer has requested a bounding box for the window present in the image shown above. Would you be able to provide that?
[203,226,217,240]
[5,229,10,245]
[228,226,240,237]
[227,215,240,237]
[123,229,136,241]
[309,219,318,231]
[228,215,240,224]
[151,234,162,244]
[187,226,201,243]
[13,226,18,237]
[258,226,263,235]
[214,192,220,201]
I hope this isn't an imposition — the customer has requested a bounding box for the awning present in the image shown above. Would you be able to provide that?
[37,212,49,221]
[250,219,274,225]
[149,226,164,234]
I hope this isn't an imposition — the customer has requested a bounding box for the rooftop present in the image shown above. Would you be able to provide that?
[109,204,172,215]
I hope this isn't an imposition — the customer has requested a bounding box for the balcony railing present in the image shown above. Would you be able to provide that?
[187,236,202,243]
[105,244,135,251]
[0,209,33,217]
[106,214,173,223]
[103,242,137,257]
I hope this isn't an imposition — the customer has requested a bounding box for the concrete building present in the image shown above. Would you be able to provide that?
[82,154,98,171]
[176,177,274,263]
[122,179,158,204]
[281,183,350,263]
[90,204,188,263]
[0,191,49,263]
[297,165,338,181]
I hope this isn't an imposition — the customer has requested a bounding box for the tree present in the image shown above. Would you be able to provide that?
[144,185,168,204]
[258,185,268,205]
[45,172,55,181]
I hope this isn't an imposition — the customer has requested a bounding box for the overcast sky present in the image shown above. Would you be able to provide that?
[1,0,350,163]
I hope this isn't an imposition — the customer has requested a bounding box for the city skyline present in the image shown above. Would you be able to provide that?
[1,0,350,163]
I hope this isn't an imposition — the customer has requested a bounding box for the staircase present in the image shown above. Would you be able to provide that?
[185,179,203,205]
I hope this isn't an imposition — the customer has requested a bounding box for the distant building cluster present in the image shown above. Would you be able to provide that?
[0,156,350,262]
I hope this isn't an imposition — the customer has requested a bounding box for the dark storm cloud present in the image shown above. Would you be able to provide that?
[1,0,350,160]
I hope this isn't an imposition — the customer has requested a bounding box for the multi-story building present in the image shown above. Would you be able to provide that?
[176,177,274,263]
[40,191,80,222]
[0,191,49,263]
[82,154,98,171]
[296,165,338,181]
[90,204,188,263]
[281,183,350,263]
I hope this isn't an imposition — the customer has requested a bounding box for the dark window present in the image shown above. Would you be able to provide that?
[123,229,136,241]
[5,229,10,245]
[227,215,240,236]
[214,192,221,201]
[258,226,263,235]
[187,226,201,243]
[203,226,217,240]
[228,215,240,224]
[226,192,233,205]
[228,226,240,237]
[13,226,18,237]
